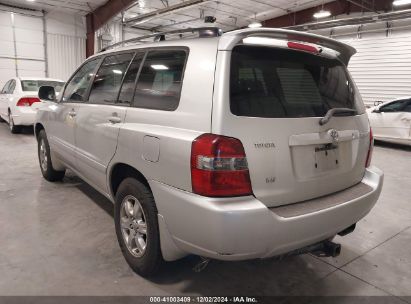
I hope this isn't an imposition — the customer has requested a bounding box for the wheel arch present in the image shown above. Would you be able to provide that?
[109,163,151,198]
[34,123,45,140]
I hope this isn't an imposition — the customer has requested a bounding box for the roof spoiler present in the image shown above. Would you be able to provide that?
[219,28,356,65]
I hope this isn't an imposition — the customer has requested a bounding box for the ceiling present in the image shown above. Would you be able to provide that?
[123,0,335,32]
[0,0,337,30]
[0,0,108,15]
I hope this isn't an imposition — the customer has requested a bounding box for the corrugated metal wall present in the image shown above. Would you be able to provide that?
[342,33,411,105]
[312,19,411,106]
[47,33,85,81]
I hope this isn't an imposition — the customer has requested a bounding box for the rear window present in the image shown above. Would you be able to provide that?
[230,45,364,118]
[21,80,65,92]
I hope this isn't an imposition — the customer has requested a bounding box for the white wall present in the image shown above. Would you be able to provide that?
[311,18,411,106]
[46,11,86,81]
[0,6,86,89]
[94,19,150,53]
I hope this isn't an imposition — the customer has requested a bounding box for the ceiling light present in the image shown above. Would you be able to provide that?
[112,69,123,74]
[26,0,36,2]
[393,0,411,6]
[248,21,262,28]
[313,9,331,19]
[151,64,168,70]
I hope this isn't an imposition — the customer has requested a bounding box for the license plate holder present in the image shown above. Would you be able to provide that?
[314,144,339,171]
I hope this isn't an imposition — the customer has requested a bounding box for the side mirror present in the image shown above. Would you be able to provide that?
[39,86,56,102]
[372,108,381,113]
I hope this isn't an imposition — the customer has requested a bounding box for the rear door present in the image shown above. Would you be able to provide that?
[74,52,138,194]
[213,45,370,207]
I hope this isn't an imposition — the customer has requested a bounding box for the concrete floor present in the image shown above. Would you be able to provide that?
[0,122,410,300]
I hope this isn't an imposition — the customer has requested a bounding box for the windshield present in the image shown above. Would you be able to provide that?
[230,45,364,118]
[21,80,65,92]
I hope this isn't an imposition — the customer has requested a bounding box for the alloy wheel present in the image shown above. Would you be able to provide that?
[39,139,48,172]
[120,195,148,257]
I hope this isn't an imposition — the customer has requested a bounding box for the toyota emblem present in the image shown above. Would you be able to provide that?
[328,129,339,143]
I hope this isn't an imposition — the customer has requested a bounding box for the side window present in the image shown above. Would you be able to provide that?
[8,80,16,94]
[88,53,134,104]
[1,80,11,94]
[403,100,411,113]
[117,52,145,105]
[133,49,187,111]
[380,100,407,112]
[63,58,100,102]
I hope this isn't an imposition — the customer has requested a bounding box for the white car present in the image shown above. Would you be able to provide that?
[0,77,64,133]
[367,98,411,146]
[34,27,383,276]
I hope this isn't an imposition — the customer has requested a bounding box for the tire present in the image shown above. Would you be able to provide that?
[8,111,21,134]
[115,177,163,277]
[37,129,65,181]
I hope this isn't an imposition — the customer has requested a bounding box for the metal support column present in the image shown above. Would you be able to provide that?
[10,13,18,77]
[42,11,49,77]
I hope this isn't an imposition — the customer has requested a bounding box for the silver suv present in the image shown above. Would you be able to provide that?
[35,28,383,276]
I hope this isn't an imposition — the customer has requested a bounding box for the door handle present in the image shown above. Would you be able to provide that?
[108,116,122,124]
[401,117,411,122]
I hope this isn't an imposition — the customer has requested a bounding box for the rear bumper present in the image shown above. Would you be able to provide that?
[11,108,37,126]
[150,166,383,261]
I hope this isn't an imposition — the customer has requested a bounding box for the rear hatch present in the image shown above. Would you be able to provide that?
[214,41,370,207]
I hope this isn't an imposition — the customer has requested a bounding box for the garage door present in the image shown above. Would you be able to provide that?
[0,11,46,88]
[341,33,411,106]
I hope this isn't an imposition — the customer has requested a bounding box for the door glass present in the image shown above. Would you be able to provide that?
[133,50,187,111]
[117,52,145,105]
[63,58,100,102]
[1,80,11,94]
[8,80,16,94]
[403,101,411,113]
[88,53,134,104]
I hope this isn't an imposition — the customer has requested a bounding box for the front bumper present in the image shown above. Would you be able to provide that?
[150,166,383,261]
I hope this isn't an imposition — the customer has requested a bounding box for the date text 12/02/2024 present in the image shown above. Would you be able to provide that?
[149,296,258,303]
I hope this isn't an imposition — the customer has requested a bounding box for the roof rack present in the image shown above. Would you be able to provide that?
[100,27,222,52]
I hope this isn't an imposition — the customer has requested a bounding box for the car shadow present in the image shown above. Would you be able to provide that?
[0,123,34,136]
[20,125,35,135]
[374,140,411,151]
[63,172,115,218]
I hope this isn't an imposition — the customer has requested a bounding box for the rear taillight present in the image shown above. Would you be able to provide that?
[16,97,40,107]
[191,133,252,197]
[366,128,374,168]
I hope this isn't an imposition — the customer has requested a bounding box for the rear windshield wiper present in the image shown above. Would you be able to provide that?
[319,108,357,126]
